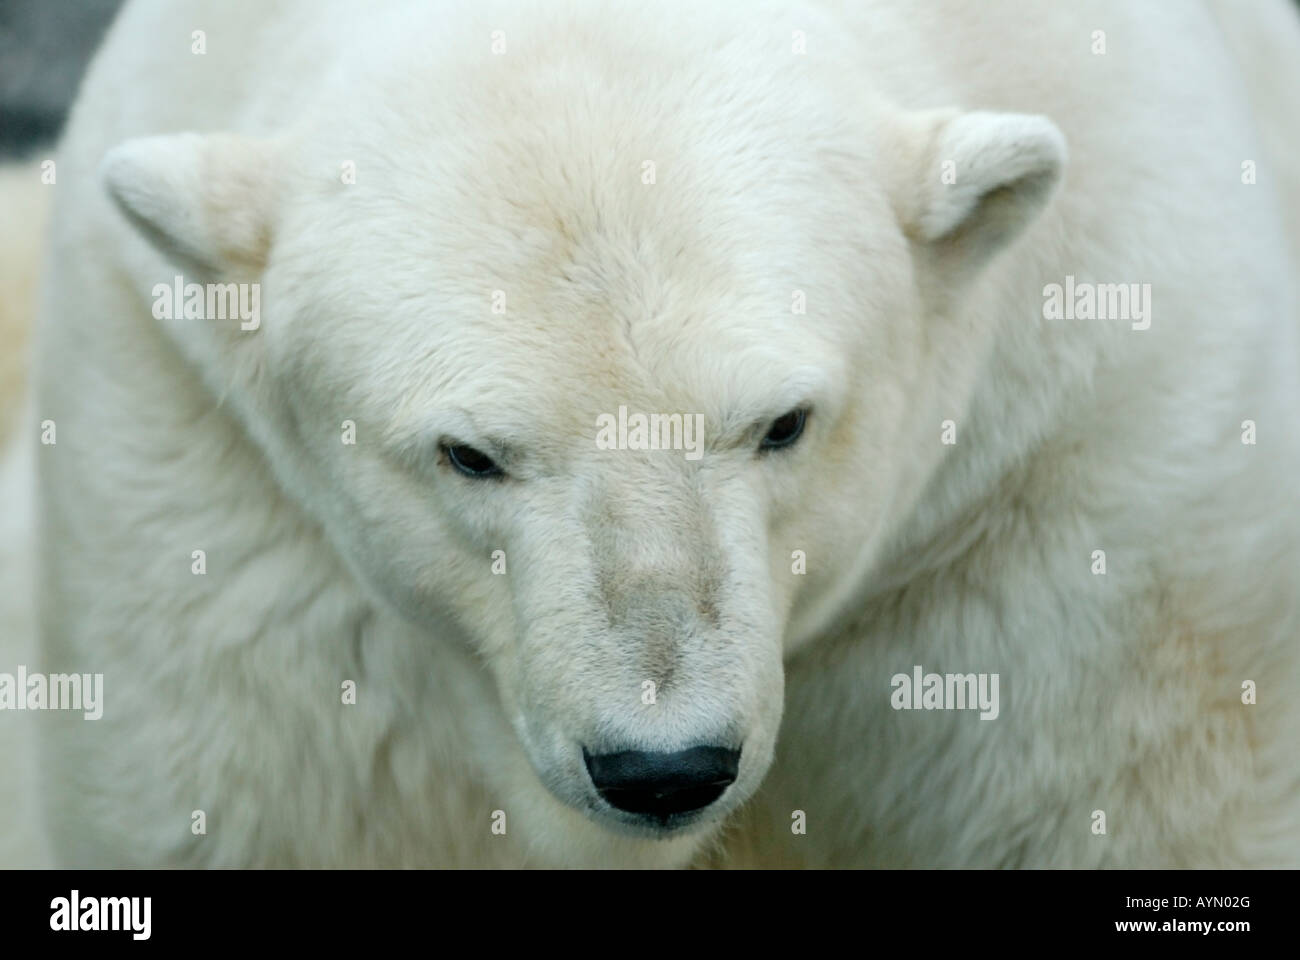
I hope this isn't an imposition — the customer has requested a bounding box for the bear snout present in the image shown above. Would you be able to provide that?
[583,745,741,821]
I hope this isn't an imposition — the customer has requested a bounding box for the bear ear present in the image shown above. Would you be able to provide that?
[101,133,285,410]
[100,132,281,276]
[888,109,1066,279]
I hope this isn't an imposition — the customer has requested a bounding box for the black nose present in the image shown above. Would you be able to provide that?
[584,745,740,819]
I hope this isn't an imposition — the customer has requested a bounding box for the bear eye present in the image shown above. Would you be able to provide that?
[760,408,808,451]
[443,442,504,478]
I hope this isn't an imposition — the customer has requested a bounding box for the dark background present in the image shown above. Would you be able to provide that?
[0,0,123,158]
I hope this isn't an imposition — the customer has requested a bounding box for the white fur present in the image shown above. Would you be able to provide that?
[6,0,1300,867]
[0,161,50,868]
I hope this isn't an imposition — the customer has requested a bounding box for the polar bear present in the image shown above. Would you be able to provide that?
[9,0,1300,867]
